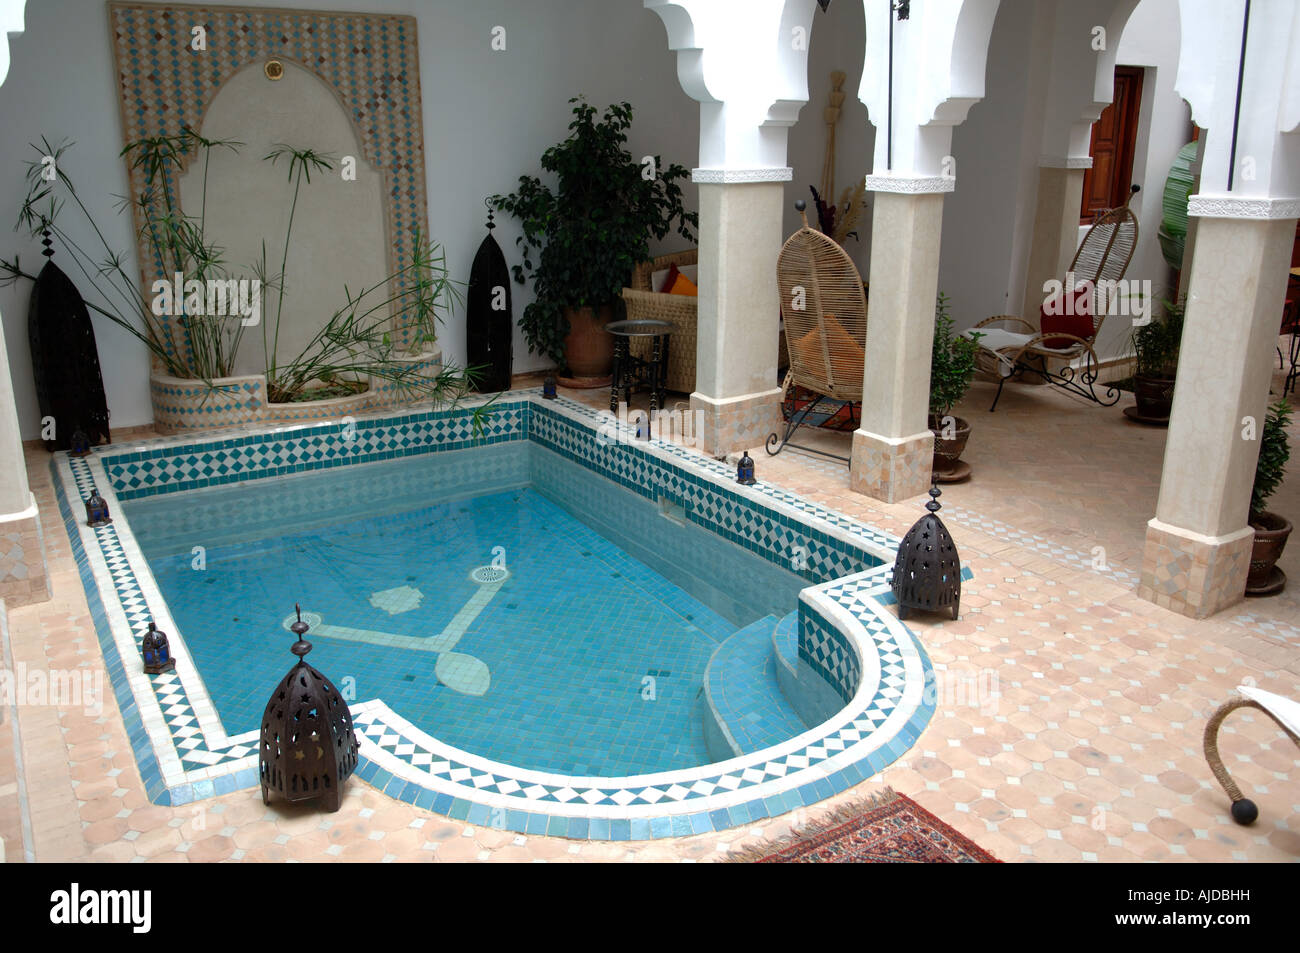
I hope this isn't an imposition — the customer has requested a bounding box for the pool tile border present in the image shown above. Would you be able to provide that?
[52,391,943,838]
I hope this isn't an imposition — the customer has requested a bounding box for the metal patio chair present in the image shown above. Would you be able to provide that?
[970,186,1140,411]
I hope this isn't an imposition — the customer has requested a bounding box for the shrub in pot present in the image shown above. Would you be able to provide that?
[1129,298,1184,421]
[1247,399,1293,595]
[930,292,982,479]
[492,98,697,381]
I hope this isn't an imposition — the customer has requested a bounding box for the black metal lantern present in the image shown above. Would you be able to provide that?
[84,489,112,527]
[141,622,176,675]
[737,450,756,485]
[542,376,557,399]
[890,485,961,620]
[68,427,91,457]
[635,410,651,440]
[260,605,359,812]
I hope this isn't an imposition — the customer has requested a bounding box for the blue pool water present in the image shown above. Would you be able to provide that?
[124,442,810,776]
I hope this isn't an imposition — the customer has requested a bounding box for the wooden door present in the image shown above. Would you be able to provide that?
[1080,66,1145,223]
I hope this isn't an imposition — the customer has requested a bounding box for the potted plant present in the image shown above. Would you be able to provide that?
[1127,297,1184,423]
[930,292,982,481]
[2,134,482,433]
[492,97,697,384]
[1246,399,1293,595]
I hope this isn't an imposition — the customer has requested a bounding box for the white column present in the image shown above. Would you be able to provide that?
[0,307,50,606]
[1137,0,1300,616]
[850,183,947,502]
[1139,209,1297,617]
[689,171,788,456]
[1020,162,1089,316]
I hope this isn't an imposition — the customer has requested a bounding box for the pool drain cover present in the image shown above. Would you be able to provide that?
[469,565,510,585]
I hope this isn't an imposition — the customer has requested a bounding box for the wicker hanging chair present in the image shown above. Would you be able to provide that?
[766,201,868,463]
[971,185,1140,411]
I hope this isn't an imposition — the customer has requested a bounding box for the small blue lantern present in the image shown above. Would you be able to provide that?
[84,489,112,527]
[737,450,756,485]
[68,427,91,457]
[542,376,557,399]
[141,622,176,675]
[635,411,651,440]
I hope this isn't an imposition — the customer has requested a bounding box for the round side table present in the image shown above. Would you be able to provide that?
[606,319,672,414]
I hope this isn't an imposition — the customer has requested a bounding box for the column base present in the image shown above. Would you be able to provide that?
[1138,519,1253,619]
[849,429,934,503]
[0,496,51,607]
[689,389,783,458]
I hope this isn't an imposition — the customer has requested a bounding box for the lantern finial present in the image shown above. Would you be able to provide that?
[290,603,312,656]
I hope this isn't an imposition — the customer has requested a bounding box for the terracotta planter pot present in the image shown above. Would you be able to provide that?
[929,413,971,473]
[1132,373,1176,420]
[562,304,614,379]
[1247,511,1292,593]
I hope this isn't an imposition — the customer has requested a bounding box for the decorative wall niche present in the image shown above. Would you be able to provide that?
[175,57,390,380]
[107,3,435,429]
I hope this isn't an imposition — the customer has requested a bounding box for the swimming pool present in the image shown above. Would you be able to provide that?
[54,392,940,840]
[123,441,809,776]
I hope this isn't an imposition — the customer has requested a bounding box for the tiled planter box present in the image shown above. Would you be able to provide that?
[149,350,443,434]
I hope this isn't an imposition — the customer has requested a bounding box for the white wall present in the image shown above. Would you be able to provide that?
[0,0,699,438]
[783,0,874,278]
[938,0,1041,330]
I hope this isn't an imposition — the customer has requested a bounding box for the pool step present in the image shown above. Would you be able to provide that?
[772,609,798,674]
[703,614,810,762]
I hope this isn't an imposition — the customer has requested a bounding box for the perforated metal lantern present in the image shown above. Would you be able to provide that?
[84,489,112,527]
[890,485,961,620]
[68,427,91,457]
[259,605,359,812]
[737,450,757,486]
[141,622,176,675]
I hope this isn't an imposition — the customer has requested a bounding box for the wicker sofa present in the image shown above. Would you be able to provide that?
[621,250,699,395]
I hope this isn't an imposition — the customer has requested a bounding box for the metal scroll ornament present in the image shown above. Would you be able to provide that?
[890,485,961,620]
[259,605,360,812]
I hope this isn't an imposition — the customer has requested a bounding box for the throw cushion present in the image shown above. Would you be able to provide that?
[656,263,681,293]
[790,314,864,378]
[669,272,698,297]
[1040,284,1094,348]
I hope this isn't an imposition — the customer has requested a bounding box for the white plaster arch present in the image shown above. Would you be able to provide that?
[646,0,813,172]
[1038,0,1142,166]
[1176,0,1300,205]
[0,0,26,89]
[858,0,1001,181]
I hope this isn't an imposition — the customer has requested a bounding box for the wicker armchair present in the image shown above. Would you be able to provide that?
[621,249,698,394]
[969,188,1140,411]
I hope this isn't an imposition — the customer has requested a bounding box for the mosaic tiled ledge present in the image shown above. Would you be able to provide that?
[52,390,950,840]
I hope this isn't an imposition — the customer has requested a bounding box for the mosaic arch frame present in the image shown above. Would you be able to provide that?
[107,1,430,366]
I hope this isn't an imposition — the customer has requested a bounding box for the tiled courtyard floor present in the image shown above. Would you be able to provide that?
[2,369,1298,863]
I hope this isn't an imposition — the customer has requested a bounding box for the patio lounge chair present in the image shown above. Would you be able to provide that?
[1204,684,1299,824]
[766,200,867,464]
[969,186,1140,411]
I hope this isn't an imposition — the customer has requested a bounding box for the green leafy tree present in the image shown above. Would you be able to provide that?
[1251,400,1292,518]
[930,292,982,419]
[492,98,697,366]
